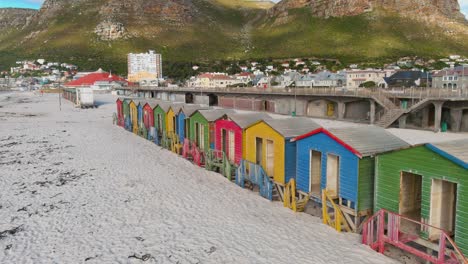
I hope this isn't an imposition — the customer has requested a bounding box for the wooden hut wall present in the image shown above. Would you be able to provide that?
[143,104,154,129]
[137,103,143,127]
[244,121,286,184]
[189,112,209,152]
[176,112,186,143]
[116,99,123,125]
[375,145,468,254]
[295,132,361,210]
[153,106,166,134]
[123,100,130,122]
[214,119,243,165]
[129,101,138,128]
[166,108,176,134]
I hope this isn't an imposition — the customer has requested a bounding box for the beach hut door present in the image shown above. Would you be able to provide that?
[266,140,274,177]
[255,138,263,165]
[309,150,322,195]
[399,172,422,233]
[228,131,235,163]
[326,154,339,197]
[158,114,163,133]
[429,179,457,240]
[198,124,205,149]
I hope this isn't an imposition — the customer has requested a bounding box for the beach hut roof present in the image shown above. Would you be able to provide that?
[143,99,161,109]
[260,117,321,138]
[292,126,410,158]
[327,126,410,157]
[179,105,210,116]
[227,113,272,129]
[156,102,184,112]
[426,139,468,169]
[196,109,237,122]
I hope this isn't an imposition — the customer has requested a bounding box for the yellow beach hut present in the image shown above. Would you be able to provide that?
[243,117,321,185]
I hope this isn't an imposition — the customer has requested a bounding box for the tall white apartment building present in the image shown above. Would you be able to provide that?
[127,50,162,83]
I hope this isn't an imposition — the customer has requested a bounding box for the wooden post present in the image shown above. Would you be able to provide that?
[437,233,446,264]
[322,191,327,225]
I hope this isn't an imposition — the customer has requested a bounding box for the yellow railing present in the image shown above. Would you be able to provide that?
[168,132,183,154]
[322,189,351,232]
[283,179,309,212]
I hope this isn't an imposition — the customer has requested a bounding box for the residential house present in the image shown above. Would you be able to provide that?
[432,66,468,91]
[383,70,432,88]
[345,69,394,89]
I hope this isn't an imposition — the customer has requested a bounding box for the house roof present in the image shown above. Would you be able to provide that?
[426,139,468,169]
[195,109,237,122]
[65,70,127,86]
[260,117,321,138]
[432,67,468,77]
[293,126,410,158]
[227,113,272,129]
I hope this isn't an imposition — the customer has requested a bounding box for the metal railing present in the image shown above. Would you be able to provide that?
[125,86,468,100]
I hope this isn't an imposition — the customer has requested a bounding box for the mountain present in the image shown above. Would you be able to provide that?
[0,0,467,74]
[0,8,36,31]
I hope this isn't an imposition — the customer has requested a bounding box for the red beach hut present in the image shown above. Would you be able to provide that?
[143,100,159,130]
[214,112,271,165]
[116,98,124,127]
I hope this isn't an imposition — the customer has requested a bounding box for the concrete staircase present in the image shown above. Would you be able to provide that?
[376,109,406,128]
[375,97,432,128]
[372,92,402,128]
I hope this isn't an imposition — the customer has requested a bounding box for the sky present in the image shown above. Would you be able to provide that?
[0,0,467,18]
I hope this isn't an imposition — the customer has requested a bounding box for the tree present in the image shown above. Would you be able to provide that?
[359,81,376,88]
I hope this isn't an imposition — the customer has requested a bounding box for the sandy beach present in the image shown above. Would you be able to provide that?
[2,92,465,263]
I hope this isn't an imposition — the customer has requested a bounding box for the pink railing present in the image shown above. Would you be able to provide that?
[362,209,467,264]
[182,139,191,159]
[191,142,204,167]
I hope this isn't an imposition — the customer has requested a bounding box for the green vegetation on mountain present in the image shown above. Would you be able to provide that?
[0,0,467,77]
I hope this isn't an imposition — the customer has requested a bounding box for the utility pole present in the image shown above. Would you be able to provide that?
[58,76,62,111]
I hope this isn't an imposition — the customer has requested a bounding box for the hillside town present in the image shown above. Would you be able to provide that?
[1,51,467,93]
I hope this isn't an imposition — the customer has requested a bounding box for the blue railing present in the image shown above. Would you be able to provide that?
[125,117,132,132]
[235,160,274,201]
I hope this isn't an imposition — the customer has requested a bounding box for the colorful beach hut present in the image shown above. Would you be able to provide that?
[153,102,171,136]
[214,113,271,166]
[189,109,236,152]
[373,139,468,255]
[244,117,321,185]
[176,105,209,143]
[122,99,133,130]
[143,100,159,130]
[116,98,124,127]
[129,100,139,134]
[292,126,409,231]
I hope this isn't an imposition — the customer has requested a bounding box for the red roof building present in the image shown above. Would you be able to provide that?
[66,69,128,87]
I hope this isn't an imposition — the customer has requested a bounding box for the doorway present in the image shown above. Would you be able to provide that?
[429,179,457,240]
[195,123,200,146]
[266,140,274,177]
[309,150,322,196]
[158,114,163,133]
[399,172,422,233]
[228,131,235,163]
[221,129,227,153]
[326,154,340,197]
[255,138,263,165]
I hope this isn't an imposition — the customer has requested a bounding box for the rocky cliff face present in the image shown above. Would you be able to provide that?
[0,8,36,31]
[270,0,466,22]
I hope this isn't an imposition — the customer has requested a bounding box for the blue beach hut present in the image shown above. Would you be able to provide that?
[291,126,409,231]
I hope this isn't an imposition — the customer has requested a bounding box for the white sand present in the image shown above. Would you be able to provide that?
[0,92,399,263]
